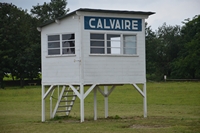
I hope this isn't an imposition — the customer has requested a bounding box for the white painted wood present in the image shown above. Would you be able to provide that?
[95,86,116,119]
[41,12,147,85]
[80,14,146,84]
[43,85,55,99]
[69,85,81,99]
[42,85,45,122]
[132,83,147,118]
[40,9,152,122]
[80,84,84,122]
[132,84,145,97]
[52,86,66,118]
[50,89,55,118]
[65,87,69,116]
[41,15,81,84]
[96,86,105,96]
[50,96,52,118]
[83,84,96,99]
[57,85,59,100]
[104,86,108,118]
[96,86,115,97]
[106,86,115,97]
[143,83,147,117]
[93,87,97,120]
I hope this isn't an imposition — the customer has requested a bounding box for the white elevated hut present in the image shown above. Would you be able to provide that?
[38,8,155,122]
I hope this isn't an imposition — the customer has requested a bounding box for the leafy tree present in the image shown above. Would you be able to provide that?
[0,3,40,88]
[0,3,21,88]
[145,23,158,76]
[11,15,41,87]
[146,22,182,80]
[155,23,181,78]
[31,0,69,23]
[172,15,200,78]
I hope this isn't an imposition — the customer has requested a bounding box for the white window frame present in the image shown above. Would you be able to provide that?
[90,33,137,56]
[123,34,137,55]
[47,33,75,56]
[47,34,60,55]
[90,33,105,54]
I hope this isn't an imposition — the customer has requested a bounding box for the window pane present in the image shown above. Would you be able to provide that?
[107,34,120,54]
[107,34,120,41]
[123,35,136,47]
[124,48,136,54]
[108,41,120,47]
[48,42,60,48]
[90,48,105,54]
[62,34,74,40]
[48,35,59,41]
[90,34,104,40]
[63,41,75,47]
[90,41,104,47]
[123,35,136,54]
[48,49,60,55]
[107,48,111,54]
[63,48,75,54]
[107,48,120,54]
[124,41,136,47]
[124,35,136,42]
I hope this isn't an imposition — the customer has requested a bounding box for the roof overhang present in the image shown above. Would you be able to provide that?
[38,8,155,28]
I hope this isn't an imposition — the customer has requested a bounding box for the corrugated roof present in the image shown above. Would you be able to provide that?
[39,8,155,28]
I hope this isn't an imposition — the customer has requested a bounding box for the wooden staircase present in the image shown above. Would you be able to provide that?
[51,86,78,118]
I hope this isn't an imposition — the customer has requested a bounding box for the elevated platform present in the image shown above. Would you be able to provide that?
[41,83,147,122]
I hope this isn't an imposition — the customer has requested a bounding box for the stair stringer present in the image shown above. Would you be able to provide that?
[52,85,79,118]
[52,86,66,118]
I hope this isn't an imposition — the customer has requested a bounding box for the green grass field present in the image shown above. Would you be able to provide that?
[0,82,200,133]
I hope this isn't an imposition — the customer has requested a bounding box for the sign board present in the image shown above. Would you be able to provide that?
[84,16,142,31]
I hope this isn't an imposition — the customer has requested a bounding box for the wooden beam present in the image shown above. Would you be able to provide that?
[43,85,55,99]
[132,84,145,97]
[84,84,96,99]
[69,85,81,99]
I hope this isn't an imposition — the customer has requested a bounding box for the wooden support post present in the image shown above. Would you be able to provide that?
[132,83,147,118]
[104,86,108,118]
[50,96,52,118]
[80,84,84,122]
[57,85,59,99]
[94,87,97,120]
[50,89,55,119]
[143,83,147,117]
[42,85,45,122]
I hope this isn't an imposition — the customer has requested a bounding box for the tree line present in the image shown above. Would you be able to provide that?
[0,1,200,88]
[0,0,69,88]
[146,15,200,80]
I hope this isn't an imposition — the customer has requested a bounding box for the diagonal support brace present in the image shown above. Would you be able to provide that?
[43,85,56,99]
[84,84,96,99]
[69,85,81,99]
[132,84,145,97]
[97,85,115,97]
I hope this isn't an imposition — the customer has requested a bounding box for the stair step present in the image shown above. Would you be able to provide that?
[62,95,76,97]
[58,105,73,107]
[57,110,70,113]
[60,100,75,102]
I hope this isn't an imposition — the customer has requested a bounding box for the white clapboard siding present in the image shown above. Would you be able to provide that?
[41,15,81,84]
[41,10,149,85]
[81,15,146,84]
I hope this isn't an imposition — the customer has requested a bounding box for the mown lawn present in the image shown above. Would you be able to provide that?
[0,82,199,133]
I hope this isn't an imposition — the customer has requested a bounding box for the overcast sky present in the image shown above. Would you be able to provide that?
[1,0,200,30]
